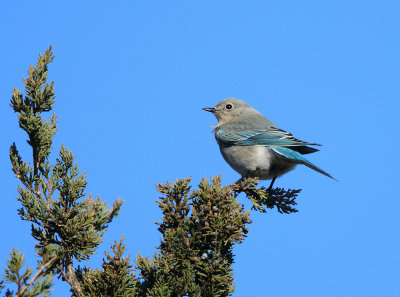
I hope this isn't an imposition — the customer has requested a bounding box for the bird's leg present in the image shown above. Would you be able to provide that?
[267,177,277,191]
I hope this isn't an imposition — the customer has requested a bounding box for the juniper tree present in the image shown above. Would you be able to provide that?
[4,47,122,296]
[3,47,300,297]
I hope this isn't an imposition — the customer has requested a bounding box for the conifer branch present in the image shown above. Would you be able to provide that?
[64,257,82,296]
[7,47,122,296]
[16,255,59,297]
[231,177,300,213]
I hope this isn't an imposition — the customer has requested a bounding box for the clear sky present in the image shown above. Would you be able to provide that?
[1,1,399,296]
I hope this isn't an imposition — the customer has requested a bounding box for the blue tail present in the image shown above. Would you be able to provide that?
[271,146,336,180]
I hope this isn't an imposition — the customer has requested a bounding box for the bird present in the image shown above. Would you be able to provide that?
[203,98,334,189]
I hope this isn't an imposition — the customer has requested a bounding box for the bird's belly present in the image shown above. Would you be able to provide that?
[219,145,296,180]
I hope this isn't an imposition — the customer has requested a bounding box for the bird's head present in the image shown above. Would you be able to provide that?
[203,98,258,125]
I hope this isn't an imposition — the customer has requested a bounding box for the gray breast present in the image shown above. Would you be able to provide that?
[218,143,296,180]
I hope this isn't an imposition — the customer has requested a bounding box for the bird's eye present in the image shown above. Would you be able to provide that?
[226,104,233,110]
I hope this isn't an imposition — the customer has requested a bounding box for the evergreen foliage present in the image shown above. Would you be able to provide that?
[231,178,300,214]
[134,177,251,296]
[3,47,301,296]
[76,237,138,296]
[5,47,122,296]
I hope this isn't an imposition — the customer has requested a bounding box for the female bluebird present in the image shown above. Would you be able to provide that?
[203,98,334,188]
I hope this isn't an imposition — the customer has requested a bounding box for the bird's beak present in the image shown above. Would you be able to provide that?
[202,107,215,113]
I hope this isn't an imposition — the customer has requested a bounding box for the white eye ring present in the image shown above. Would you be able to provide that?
[225,104,233,110]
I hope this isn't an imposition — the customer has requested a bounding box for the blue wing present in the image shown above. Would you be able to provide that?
[271,147,335,179]
[215,126,321,147]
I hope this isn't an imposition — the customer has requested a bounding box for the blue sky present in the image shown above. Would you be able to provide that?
[1,1,399,296]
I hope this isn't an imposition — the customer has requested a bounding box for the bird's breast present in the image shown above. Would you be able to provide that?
[218,144,270,177]
[217,143,296,180]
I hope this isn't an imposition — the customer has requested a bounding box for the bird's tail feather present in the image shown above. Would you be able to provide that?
[271,146,336,180]
[302,159,336,180]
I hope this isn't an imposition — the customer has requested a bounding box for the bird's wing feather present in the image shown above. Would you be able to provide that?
[270,147,335,179]
[216,125,321,147]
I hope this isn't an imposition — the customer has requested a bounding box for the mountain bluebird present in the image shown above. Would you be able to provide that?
[203,98,334,188]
